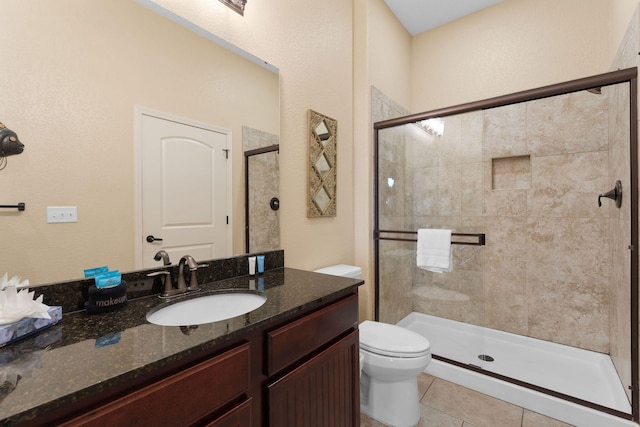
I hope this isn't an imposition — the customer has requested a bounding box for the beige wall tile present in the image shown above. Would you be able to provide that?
[460,111,484,164]
[483,103,527,161]
[413,166,440,217]
[527,218,610,283]
[527,151,609,218]
[438,114,462,167]
[439,165,462,216]
[484,269,528,335]
[484,217,527,277]
[527,273,609,351]
[461,162,484,217]
[526,90,608,156]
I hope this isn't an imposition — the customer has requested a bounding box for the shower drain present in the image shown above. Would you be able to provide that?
[478,354,495,362]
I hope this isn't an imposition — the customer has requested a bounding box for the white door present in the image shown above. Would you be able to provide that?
[138,112,230,268]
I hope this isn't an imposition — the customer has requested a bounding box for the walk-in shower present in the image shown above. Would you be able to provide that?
[373,68,638,426]
[243,126,280,253]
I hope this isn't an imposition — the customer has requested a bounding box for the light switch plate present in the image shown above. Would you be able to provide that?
[47,206,78,223]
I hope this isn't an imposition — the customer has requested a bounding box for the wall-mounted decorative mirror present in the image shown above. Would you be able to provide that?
[308,110,337,217]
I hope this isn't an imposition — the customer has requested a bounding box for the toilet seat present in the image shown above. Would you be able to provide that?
[360,320,430,358]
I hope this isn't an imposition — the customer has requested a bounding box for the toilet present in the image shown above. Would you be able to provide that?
[314,265,432,427]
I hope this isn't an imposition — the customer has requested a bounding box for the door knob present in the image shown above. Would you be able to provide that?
[146,235,163,243]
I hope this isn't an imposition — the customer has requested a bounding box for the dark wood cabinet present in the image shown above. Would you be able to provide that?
[267,331,359,427]
[204,399,252,427]
[59,343,250,427]
[58,291,359,427]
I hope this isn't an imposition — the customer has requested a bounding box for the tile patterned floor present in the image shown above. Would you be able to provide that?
[360,373,575,427]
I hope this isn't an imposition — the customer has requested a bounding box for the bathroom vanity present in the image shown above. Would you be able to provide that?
[0,266,362,426]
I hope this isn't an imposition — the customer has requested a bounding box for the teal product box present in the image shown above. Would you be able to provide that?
[84,266,109,278]
[94,270,121,288]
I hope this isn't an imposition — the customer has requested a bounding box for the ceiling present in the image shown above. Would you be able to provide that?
[384,0,503,36]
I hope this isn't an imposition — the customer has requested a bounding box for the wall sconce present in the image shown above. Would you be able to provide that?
[219,0,247,16]
[0,123,24,170]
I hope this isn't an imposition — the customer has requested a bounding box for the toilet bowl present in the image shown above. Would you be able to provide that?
[313,265,431,426]
[359,320,431,427]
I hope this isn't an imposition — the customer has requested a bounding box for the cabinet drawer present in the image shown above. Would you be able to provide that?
[61,342,250,427]
[267,293,358,376]
[204,398,252,427]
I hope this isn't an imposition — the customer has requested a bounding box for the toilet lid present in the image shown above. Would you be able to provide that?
[359,320,430,358]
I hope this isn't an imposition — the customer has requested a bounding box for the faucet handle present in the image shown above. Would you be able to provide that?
[147,271,173,296]
[186,262,208,292]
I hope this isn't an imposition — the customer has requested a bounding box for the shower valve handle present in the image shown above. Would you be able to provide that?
[598,180,622,208]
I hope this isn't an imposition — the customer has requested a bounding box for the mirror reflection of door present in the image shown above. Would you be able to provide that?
[243,127,280,253]
[138,111,231,267]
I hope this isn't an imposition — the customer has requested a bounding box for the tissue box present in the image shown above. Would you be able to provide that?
[0,306,62,348]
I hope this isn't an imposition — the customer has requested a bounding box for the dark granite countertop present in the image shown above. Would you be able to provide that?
[0,267,362,426]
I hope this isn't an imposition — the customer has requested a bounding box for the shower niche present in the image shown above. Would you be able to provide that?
[491,155,531,190]
[373,68,638,423]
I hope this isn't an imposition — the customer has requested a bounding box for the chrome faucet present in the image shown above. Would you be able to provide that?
[177,255,208,292]
[153,250,171,266]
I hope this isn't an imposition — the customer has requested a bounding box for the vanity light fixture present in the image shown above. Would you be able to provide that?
[418,118,445,137]
[219,0,247,16]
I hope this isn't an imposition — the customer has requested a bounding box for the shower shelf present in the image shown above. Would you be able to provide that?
[375,230,485,246]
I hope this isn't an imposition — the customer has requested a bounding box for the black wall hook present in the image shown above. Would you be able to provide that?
[598,180,622,208]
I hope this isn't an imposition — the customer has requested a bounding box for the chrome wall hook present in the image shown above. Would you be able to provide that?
[598,180,622,208]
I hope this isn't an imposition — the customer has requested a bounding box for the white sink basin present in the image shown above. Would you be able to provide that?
[146,291,267,326]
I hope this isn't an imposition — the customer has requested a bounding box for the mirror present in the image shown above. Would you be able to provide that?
[244,130,280,253]
[0,0,279,286]
[308,110,337,217]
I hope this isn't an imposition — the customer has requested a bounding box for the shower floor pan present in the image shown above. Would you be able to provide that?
[398,312,634,427]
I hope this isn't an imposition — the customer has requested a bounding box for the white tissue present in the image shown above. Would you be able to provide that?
[0,273,30,290]
[0,285,51,325]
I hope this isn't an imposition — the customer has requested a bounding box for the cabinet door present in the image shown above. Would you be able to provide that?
[267,330,359,427]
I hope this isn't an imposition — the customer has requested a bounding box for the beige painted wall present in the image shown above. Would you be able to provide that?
[150,0,356,275]
[0,0,278,285]
[411,0,615,113]
[353,0,413,320]
[610,0,640,61]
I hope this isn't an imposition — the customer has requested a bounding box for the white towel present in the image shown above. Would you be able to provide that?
[417,229,452,273]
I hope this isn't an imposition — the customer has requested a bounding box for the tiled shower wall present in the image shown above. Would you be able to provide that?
[377,85,632,358]
[243,126,280,253]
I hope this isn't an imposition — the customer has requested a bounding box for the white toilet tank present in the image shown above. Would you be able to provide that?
[313,264,362,279]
